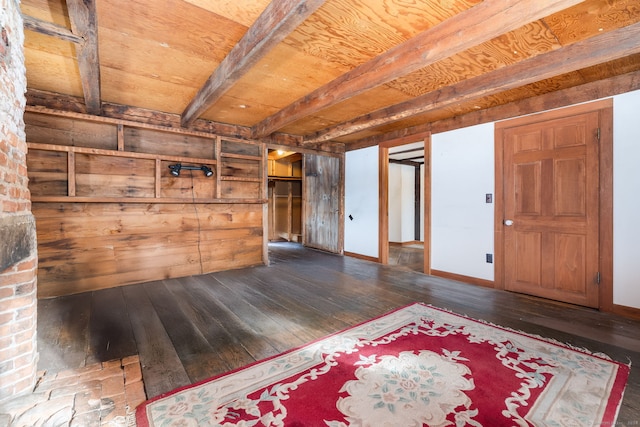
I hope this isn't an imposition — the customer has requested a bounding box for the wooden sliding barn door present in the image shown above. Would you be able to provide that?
[303,154,343,254]
[498,107,603,308]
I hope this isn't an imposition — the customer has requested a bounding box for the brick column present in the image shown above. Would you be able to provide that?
[0,0,38,402]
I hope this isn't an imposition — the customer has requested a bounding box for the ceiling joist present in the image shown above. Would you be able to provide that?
[21,14,83,44]
[66,0,102,116]
[349,69,640,151]
[305,21,640,143]
[251,0,586,139]
[180,0,327,128]
[389,158,424,167]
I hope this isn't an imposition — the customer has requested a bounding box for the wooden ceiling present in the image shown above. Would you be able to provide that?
[21,0,640,152]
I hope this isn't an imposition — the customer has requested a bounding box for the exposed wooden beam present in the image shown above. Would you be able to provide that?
[180,0,326,128]
[347,69,640,150]
[389,158,422,167]
[66,0,101,116]
[404,156,425,162]
[22,14,83,44]
[251,0,585,138]
[307,22,640,144]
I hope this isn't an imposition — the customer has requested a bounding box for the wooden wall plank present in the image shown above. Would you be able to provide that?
[155,158,162,198]
[75,153,156,175]
[75,174,156,198]
[215,136,222,199]
[67,152,76,196]
[221,158,261,178]
[34,202,264,298]
[124,127,216,159]
[220,181,262,199]
[27,149,68,197]
[25,112,117,149]
[117,124,125,151]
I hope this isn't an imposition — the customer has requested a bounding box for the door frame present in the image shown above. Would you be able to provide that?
[378,133,432,274]
[494,99,613,311]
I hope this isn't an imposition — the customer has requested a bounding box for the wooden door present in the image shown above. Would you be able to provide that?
[303,154,343,253]
[501,111,600,307]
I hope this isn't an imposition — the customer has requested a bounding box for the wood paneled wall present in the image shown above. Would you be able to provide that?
[25,111,266,298]
[34,202,264,297]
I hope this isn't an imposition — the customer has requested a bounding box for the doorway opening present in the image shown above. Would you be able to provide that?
[267,149,303,243]
[382,139,428,273]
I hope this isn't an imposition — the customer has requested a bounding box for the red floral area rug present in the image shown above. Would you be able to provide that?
[136,303,630,426]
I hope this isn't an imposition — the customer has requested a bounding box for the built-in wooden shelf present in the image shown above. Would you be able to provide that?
[27,139,265,202]
[30,196,267,204]
[25,108,268,298]
[27,142,218,165]
[221,176,262,182]
[268,175,302,181]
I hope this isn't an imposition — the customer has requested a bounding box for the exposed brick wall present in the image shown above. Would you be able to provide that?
[0,0,38,402]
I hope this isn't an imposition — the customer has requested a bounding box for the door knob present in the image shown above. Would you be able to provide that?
[504,219,514,226]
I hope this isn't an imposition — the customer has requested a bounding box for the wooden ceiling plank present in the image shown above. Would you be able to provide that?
[306,22,640,143]
[180,0,327,127]
[22,14,83,44]
[251,0,586,138]
[66,0,101,115]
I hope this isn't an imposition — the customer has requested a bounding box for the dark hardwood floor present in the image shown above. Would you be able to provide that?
[38,242,640,423]
[388,242,424,273]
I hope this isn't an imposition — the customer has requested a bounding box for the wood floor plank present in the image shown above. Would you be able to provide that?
[166,276,261,375]
[143,280,230,384]
[217,267,353,335]
[211,269,346,344]
[190,275,308,354]
[235,267,372,325]
[88,287,137,363]
[122,284,190,398]
[36,242,640,422]
[37,293,92,372]
[179,275,280,364]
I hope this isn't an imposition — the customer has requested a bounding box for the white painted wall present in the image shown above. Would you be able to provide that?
[613,89,640,308]
[431,123,495,280]
[344,90,640,310]
[344,146,378,258]
[402,165,417,242]
[388,163,416,242]
[388,163,402,242]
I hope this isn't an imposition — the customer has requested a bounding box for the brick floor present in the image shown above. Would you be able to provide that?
[0,356,146,427]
